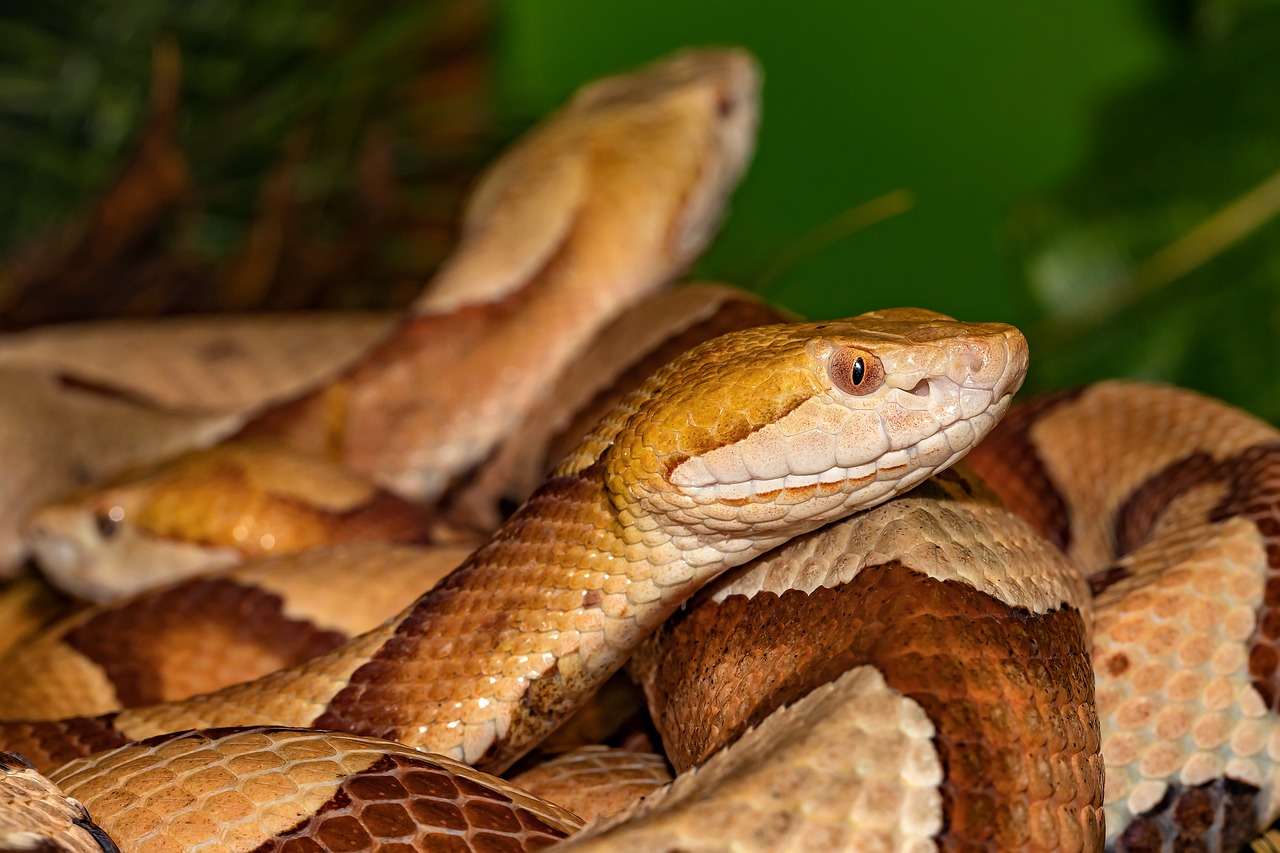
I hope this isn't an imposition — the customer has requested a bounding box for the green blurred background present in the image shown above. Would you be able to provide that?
[3,0,1279,417]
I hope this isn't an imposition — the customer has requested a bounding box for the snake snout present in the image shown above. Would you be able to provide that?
[946,326,1029,402]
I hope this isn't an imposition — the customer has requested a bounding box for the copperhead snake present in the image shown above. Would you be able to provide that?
[0,48,1276,853]
[0,308,1032,848]
[16,285,783,606]
[3,312,1278,848]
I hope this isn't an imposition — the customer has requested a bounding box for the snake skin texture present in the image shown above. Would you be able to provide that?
[966,382,1280,851]
[631,466,1102,849]
[0,285,784,730]
[0,307,1025,840]
[0,544,472,722]
[0,752,115,853]
[561,666,957,851]
[46,729,581,853]
[8,380,1275,848]
[508,747,672,823]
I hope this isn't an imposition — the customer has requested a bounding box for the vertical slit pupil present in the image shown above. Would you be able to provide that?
[852,357,865,385]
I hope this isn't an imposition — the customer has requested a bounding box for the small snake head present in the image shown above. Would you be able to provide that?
[606,308,1028,554]
[18,442,370,602]
[22,487,240,603]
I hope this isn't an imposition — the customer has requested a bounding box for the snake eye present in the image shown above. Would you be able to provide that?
[94,509,122,539]
[829,347,884,396]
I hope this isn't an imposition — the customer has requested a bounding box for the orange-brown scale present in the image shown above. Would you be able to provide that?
[314,467,623,765]
[0,716,131,771]
[630,562,1102,850]
[48,727,582,853]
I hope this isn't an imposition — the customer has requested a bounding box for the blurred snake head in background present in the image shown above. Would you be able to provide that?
[23,481,242,604]
[416,47,763,317]
[20,443,436,602]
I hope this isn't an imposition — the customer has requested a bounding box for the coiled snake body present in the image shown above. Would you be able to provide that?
[0,44,1275,853]
[4,309,1279,850]
[0,309,1032,846]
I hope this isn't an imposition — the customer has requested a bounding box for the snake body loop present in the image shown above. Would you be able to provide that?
[8,377,1279,848]
[627,381,1280,849]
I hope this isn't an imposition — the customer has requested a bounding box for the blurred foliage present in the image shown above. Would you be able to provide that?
[0,0,494,325]
[1008,5,1280,421]
[1146,0,1280,42]
[495,1,1168,333]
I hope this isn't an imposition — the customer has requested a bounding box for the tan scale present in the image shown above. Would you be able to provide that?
[1,752,110,853]
[561,667,948,852]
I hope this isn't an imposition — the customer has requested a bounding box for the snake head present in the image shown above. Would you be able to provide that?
[605,308,1028,553]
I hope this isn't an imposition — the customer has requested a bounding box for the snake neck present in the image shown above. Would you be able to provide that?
[310,463,674,771]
